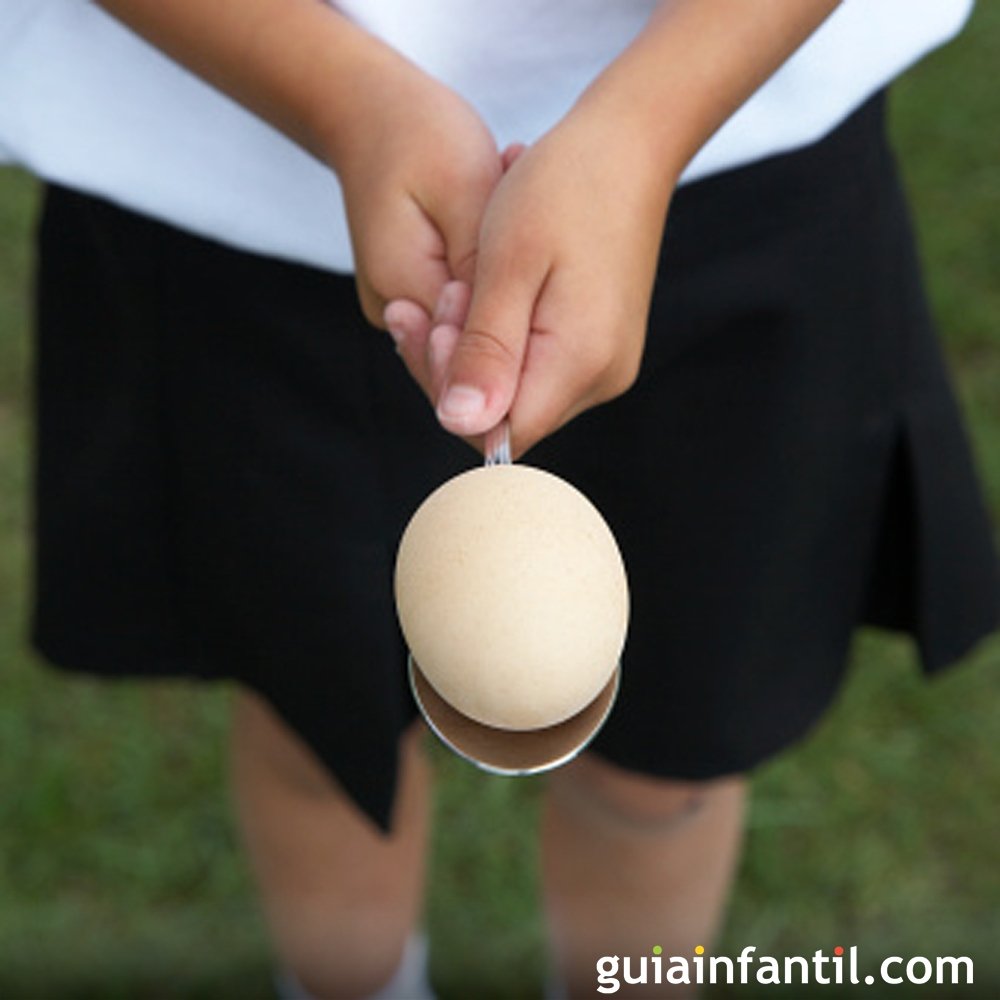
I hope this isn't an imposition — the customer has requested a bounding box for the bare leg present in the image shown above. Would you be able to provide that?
[229,688,431,998]
[542,754,746,997]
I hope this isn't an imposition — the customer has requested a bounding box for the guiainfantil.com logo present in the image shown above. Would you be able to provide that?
[596,944,974,993]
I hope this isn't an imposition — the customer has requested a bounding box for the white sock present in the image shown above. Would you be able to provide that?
[544,970,568,1000]
[274,933,435,1000]
[368,934,434,1000]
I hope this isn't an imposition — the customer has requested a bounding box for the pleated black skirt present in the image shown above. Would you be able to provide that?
[31,92,1000,830]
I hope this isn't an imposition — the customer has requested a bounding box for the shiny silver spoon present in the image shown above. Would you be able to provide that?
[407,418,621,776]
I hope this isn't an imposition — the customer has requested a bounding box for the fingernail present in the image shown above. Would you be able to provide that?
[386,324,405,349]
[437,385,486,424]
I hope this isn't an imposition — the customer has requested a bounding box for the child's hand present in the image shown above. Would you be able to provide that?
[97,0,838,458]
[90,0,504,336]
[331,55,503,330]
[380,0,841,458]
[429,109,673,457]
[383,144,525,405]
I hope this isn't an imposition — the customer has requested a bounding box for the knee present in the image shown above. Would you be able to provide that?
[288,918,414,999]
[547,753,745,836]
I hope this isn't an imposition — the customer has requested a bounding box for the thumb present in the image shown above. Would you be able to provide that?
[501,142,528,172]
[435,255,540,438]
[431,160,503,287]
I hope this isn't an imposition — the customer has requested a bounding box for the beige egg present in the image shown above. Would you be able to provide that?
[394,464,629,731]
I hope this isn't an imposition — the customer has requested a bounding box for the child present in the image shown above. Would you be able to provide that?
[2,0,997,995]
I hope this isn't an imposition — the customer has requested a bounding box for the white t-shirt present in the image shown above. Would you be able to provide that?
[0,0,974,273]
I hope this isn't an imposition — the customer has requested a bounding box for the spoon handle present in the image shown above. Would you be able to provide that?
[484,419,512,466]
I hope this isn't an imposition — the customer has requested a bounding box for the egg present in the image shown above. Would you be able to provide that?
[394,464,629,731]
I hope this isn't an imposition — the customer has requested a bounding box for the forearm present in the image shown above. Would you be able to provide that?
[95,0,401,168]
[573,0,842,187]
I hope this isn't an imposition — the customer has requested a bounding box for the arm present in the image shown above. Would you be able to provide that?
[403,0,842,455]
[575,0,843,183]
[95,0,503,322]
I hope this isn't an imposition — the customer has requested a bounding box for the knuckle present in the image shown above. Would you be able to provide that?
[437,153,488,192]
[363,257,437,320]
[459,325,520,369]
[574,324,642,403]
[589,335,620,375]
[605,354,642,399]
[431,152,499,218]
[449,246,478,283]
[572,329,618,385]
[355,282,386,330]
[460,143,503,190]
[360,250,405,301]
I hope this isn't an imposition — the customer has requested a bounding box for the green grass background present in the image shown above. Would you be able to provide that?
[1,9,999,998]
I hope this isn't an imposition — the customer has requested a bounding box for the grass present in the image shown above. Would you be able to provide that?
[1,8,1000,998]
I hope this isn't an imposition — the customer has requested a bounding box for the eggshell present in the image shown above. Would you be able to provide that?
[394,464,629,731]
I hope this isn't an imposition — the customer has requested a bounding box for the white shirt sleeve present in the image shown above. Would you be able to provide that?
[0,0,975,272]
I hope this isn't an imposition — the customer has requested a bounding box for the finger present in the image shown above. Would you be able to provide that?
[436,253,544,438]
[424,282,471,399]
[505,335,584,457]
[384,298,433,393]
[356,273,388,331]
[427,322,462,400]
[361,198,453,326]
[433,279,472,329]
[425,160,502,286]
[501,142,528,172]
[361,253,448,329]
[384,298,431,347]
[507,317,642,458]
[498,267,627,456]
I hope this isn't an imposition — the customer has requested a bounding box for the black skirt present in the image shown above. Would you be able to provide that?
[31,93,1000,830]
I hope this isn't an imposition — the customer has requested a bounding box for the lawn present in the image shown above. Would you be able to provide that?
[1,8,999,998]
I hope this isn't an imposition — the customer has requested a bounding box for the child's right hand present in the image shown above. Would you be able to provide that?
[93,0,501,339]
[327,52,503,334]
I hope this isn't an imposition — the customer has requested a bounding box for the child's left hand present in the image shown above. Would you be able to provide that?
[386,108,674,458]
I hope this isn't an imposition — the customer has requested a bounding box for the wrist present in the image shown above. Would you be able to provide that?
[95,0,419,171]
[554,88,680,220]
[566,81,687,199]
[313,33,441,174]
[567,0,842,186]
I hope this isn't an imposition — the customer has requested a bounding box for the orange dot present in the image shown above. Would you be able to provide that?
[834,947,844,956]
